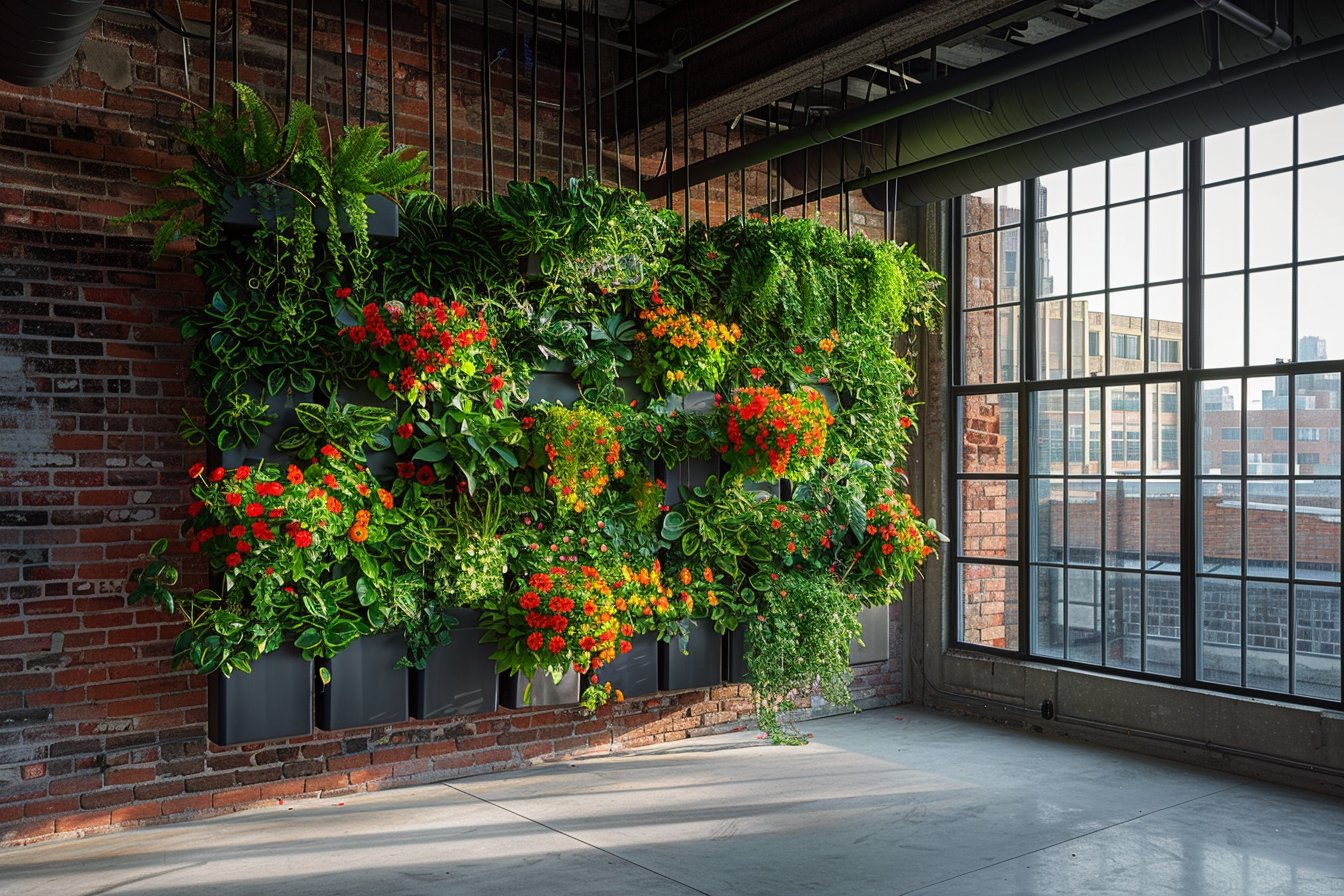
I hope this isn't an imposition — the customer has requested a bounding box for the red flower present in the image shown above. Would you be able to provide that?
[225,552,242,568]
[208,467,226,482]
[187,500,205,517]
[415,466,436,485]
[396,462,416,479]
[547,635,566,654]
[521,416,535,430]
[489,375,504,392]
[233,466,251,480]
[493,397,503,411]
[519,591,541,610]
[579,636,597,651]
[749,367,764,380]
[527,632,545,651]
[188,462,205,479]
[793,345,803,355]
[397,422,414,439]
[320,445,341,459]
[292,530,313,548]
[899,416,912,429]
[335,287,352,299]
[225,493,242,507]
[286,465,304,485]
[244,502,263,518]
[251,522,274,541]
[255,481,284,497]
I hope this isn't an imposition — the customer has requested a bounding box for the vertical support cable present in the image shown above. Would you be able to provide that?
[428,0,436,192]
[286,0,294,120]
[530,0,538,181]
[341,0,349,123]
[386,0,395,134]
[579,0,590,174]
[512,0,520,183]
[594,1,604,184]
[306,1,315,105]
[361,0,371,125]
[682,66,691,226]
[558,0,569,182]
[231,0,240,114]
[447,3,455,204]
[663,73,672,208]
[839,75,848,235]
[208,0,218,107]
[722,123,729,221]
[631,6,641,185]
[765,111,773,219]
[609,10,622,191]
[482,0,493,197]
[738,111,746,219]
[701,129,709,224]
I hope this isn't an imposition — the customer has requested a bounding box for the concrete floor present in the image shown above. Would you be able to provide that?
[3,706,1343,896]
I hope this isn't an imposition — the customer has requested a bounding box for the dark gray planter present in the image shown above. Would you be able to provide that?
[410,610,500,719]
[220,378,313,469]
[499,667,581,708]
[723,628,752,684]
[664,455,722,505]
[850,604,890,665]
[602,633,659,699]
[664,390,716,413]
[659,621,724,691]
[316,632,410,730]
[526,359,580,407]
[334,382,398,482]
[220,186,400,240]
[207,645,313,746]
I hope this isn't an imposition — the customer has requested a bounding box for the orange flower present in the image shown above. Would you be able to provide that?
[349,524,369,543]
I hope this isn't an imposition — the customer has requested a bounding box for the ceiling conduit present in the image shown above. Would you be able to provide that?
[778,2,1344,209]
[0,0,106,88]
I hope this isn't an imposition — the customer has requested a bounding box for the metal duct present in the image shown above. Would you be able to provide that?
[0,0,106,88]
[779,2,1344,209]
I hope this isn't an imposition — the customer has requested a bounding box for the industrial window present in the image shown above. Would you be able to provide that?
[953,103,1343,708]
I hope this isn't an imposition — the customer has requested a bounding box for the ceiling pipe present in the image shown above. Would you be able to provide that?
[759,32,1344,213]
[640,0,1204,199]
[0,0,105,87]
[1195,0,1292,51]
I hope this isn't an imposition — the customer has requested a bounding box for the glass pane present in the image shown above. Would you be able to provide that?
[1248,173,1293,269]
[1073,161,1106,211]
[1108,289,1144,376]
[1197,576,1242,686]
[1111,152,1146,203]
[1037,170,1068,218]
[1147,384,1180,474]
[1249,117,1294,174]
[998,182,1022,226]
[1202,274,1244,369]
[1203,183,1245,275]
[1037,219,1068,297]
[1199,378,1240,475]
[997,305,1020,382]
[1106,385,1142,475]
[1068,479,1102,566]
[1201,480,1242,574]
[1104,479,1142,568]
[1149,284,1183,371]
[1148,195,1182,282]
[1106,570,1143,670]
[1247,269,1292,366]
[1150,143,1184,195]
[959,479,1019,561]
[1145,573,1182,676]
[1246,374,1284,475]
[1036,299,1068,380]
[1297,161,1344,262]
[1246,479,1289,578]
[1032,391,1065,475]
[962,309,997,384]
[960,562,1019,650]
[1066,567,1103,664]
[1070,387,1102,475]
[1032,479,1066,564]
[1033,565,1065,659]
[1071,210,1106,294]
[1204,128,1245,183]
[960,393,1019,473]
[1109,202,1145,288]
[998,229,1021,304]
[1299,104,1344,165]
[963,232,997,308]
[1146,480,1181,571]
[963,187,995,233]
[1246,581,1290,694]
[1298,261,1344,359]
[1295,479,1340,582]
[1074,294,1106,378]
[1294,584,1341,701]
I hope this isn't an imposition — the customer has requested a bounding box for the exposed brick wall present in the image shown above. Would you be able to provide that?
[1,2,907,845]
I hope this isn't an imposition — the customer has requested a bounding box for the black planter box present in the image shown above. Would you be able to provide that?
[220,187,401,240]
[219,378,312,469]
[664,455,722,505]
[499,667,581,708]
[659,621,724,691]
[723,628,752,684]
[526,360,580,407]
[316,632,410,730]
[602,633,659,699]
[208,645,313,746]
[410,611,500,719]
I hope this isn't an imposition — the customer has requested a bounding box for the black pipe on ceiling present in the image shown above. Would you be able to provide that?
[0,0,106,87]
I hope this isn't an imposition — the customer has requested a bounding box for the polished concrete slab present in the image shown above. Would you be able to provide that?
[3,706,1342,895]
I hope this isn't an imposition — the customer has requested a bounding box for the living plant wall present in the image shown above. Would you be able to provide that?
[126,90,943,743]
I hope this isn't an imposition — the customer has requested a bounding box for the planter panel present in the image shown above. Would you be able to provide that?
[850,604,890,665]
[499,667,581,708]
[659,621,724,691]
[664,455,722,505]
[526,361,580,408]
[221,188,400,239]
[220,379,313,469]
[723,628,752,684]
[208,645,313,746]
[316,632,410,730]
[410,613,499,719]
[602,633,659,699]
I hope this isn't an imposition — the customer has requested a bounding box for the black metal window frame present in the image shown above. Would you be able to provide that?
[947,113,1344,712]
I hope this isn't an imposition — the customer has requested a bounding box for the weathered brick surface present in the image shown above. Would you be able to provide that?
[0,2,904,847]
